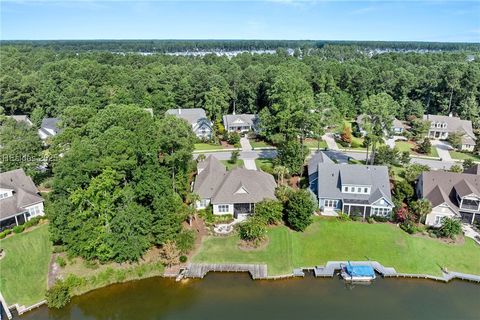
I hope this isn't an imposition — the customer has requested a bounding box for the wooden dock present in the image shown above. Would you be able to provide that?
[184,263,268,279]
[313,261,480,283]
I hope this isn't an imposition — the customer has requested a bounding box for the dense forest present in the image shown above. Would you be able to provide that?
[1,39,479,52]
[1,41,480,262]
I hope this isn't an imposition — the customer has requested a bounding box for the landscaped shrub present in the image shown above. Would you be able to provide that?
[400,221,416,234]
[84,259,99,270]
[351,216,363,222]
[45,280,71,308]
[372,215,389,223]
[227,132,240,145]
[350,140,362,148]
[337,212,350,221]
[367,217,374,224]
[24,216,42,229]
[438,218,462,239]
[12,225,25,234]
[0,229,12,239]
[285,189,316,231]
[238,218,266,243]
[179,255,188,263]
[56,256,67,268]
[53,245,66,253]
[254,199,284,225]
[176,229,195,254]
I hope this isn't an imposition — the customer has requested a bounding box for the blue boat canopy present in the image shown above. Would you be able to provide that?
[345,263,375,277]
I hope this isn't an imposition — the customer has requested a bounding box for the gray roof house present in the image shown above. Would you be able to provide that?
[166,108,213,139]
[193,156,276,218]
[417,165,480,226]
[222,114,258,133]
[0,169,45,230]
[423,114,476,152]
[38,117,61,140]
[308,152,393,218]
[5,115,33,127]
[356,115,406,136]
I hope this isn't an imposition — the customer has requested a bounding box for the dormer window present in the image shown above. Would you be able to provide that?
[436,123,441,128]
[342,185,371,194]
[0,192,9,199]
[431,122,436,128]
[442,123,447,128]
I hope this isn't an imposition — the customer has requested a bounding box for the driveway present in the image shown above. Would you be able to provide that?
[432,140,453,162]
[240,137,257,170]
[322,133,339,151]
[240,137,253,152]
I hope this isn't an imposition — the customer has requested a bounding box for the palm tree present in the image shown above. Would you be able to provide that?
[411,199,432,224]
[273,165,289,185]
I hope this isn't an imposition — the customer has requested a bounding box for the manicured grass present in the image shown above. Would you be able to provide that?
[221,159,244,170]
[194,143,224,151]
[250,140,273,149]
[0,224,52,306]
[193,218,480,276]
[395,141,439,158]
[305,139,328,149]
[255,158,274,172]
[450,151,480,162]
[390,165,406,182]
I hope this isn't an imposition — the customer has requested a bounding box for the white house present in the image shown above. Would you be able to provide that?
[222,114,258,133]
[423,114,476,152]
[38,117,61,140]
[0,169,45,230]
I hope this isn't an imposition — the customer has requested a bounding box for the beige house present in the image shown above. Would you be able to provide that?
[416,165,480,227]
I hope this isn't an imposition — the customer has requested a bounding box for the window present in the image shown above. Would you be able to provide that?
[364,188,368,193]
[431,122,436,128]
[357,187,361,193]
[434,215,445,225]
[350,187,355,192]
[0,192,8,199]
[442,123,447,128]
[199,199,208,207]
[218,205,229,213]
[324,200,338,208]
[343,186,348,192]
[27,205,41,216]
[372,207,391,217]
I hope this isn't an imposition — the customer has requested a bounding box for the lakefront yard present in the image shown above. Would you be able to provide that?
[0,224,52,307]
[193,217,480,276]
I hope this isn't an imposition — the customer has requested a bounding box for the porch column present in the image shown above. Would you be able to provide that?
[460,198,463,210]
[472,213,476,225]
[14,215,19,226]
[363,206,366,220]
[348,205,351,216]
[24,213,27,222]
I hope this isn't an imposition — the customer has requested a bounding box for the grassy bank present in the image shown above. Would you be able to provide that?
[395,141,439,158]
[221,159,244,170]
[194,143,225,151]
[193,218,480,276]
[450,151,480,162]
[0,224,52,306]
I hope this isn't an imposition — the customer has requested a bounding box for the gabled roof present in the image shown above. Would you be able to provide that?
[423,114,476,144]
[418,169,480,214]
[165,108,211,126]
[6,115,33,127]
[222,114,257,128]
[193,156,227,199]
[0,169,43,220]
[39,117,61,137]
[211,168,276,204]
[316,163,392,206]
[307,151,333,177]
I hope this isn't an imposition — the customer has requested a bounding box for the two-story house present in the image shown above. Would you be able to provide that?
[423,114,476,152]
[165,108,213,139]
[0,169,45,231]
[416,165,480,227]
[222,114,258,133]
[193,156,276,219]
[308,152,394,218]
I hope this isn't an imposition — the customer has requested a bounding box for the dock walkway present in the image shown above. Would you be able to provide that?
[184,263,268,279]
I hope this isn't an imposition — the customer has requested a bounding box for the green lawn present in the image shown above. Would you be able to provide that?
[221,159,244,170]
[450,151,480,162]
[0,224,52,306]
[193,218,480,276]
[305,139,328,149]
[194,143,224,151]
[395,141,439,158]
[255,158,274,172]
[250,140,273,149]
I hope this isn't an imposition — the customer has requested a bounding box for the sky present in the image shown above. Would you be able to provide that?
[1,1,479,42]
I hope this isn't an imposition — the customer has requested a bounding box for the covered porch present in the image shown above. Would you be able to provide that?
[0,211,30,231]
[342,200,371,219]
[233,203,255,219]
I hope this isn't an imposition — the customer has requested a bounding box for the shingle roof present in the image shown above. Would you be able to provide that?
[39,117,61,137]
[316,163,392,205]
[222,114,257,128]
[165,108,209,126]
[308,151,334,177]
[193,156,227,199]
[6,115,33,127]
[419,169,480,214]
[211,168,276,204]
[194,156,277,204]
[0,169,43,220]
[423,114,476,144]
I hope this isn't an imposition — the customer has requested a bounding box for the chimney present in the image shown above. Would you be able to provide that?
[179,108,182,115]
[448,112,453,118]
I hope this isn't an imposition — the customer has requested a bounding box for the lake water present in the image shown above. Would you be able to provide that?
[23,273,480,320]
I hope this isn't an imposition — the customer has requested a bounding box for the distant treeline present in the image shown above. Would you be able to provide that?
[1,39,479,52]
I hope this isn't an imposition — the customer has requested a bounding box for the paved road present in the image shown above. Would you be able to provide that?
[322,133,339,150]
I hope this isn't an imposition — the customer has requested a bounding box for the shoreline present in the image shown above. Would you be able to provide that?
[13,260,480,317]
